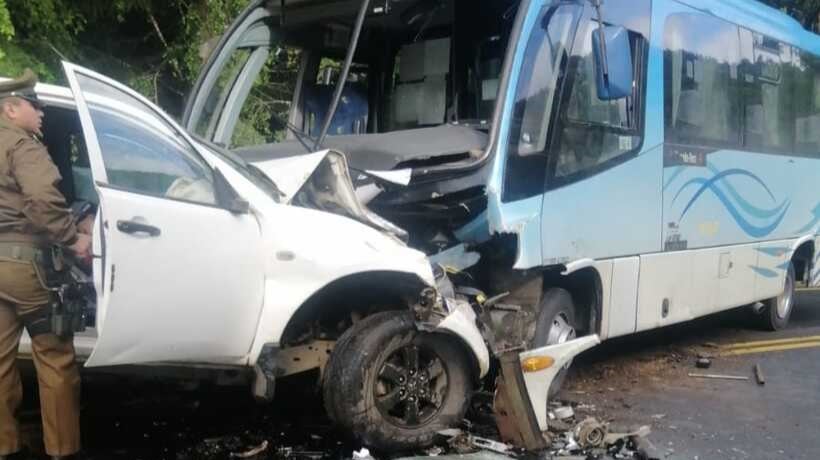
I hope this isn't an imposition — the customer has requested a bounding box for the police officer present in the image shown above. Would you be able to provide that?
[0,70,91,460]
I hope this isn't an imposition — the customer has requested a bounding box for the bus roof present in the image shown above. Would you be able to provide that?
[676,0,820,55]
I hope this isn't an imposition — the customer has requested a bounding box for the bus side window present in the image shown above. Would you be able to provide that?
[739,30,795,153]
[794,51,820,157]
[663,13,742,149]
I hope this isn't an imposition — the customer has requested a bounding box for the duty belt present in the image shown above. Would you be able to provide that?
[0,242,45,264]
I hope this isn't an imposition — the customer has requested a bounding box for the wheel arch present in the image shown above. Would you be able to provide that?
[279,270,428,345]
[542,264,604,336]
[791,238,815,285]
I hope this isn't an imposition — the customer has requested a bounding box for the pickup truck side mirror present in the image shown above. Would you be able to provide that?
[592,25,633,100]
[214,167,250,214]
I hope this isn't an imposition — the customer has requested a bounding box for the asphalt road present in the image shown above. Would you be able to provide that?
[14,291,820,459]
[563,290,820,460]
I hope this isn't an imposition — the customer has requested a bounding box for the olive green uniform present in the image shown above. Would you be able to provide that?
[0,114,81,456]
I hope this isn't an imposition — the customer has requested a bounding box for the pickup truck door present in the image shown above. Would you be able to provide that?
[63,62,266,367]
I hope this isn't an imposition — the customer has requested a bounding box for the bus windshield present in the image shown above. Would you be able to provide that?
[190,0,519,150]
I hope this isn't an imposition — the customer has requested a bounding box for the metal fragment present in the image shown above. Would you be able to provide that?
[574,418,608,449]
[687,373,749,381]
[754,363,766,385]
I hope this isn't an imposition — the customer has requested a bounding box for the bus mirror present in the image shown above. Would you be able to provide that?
[592,25,633,100]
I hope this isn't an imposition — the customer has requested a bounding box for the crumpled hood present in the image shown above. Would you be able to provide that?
[250,149,408,241]
[251,150,331,202]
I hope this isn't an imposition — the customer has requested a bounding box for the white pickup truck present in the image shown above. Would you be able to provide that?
[16,63,491,451]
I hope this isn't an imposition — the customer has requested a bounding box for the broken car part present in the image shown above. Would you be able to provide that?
[493,352,548,451]
[574,417,607,449]
[553,406,575,420]
[518,335,601,432]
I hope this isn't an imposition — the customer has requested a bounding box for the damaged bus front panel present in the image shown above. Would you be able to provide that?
[184,0,518,253]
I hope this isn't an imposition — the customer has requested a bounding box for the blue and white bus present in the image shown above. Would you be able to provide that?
[487,0,820,340]
[181,0,820,447]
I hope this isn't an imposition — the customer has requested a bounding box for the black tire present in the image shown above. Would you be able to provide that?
[758,261,796,331]
[323,311,473,451]
[532,288,578,398]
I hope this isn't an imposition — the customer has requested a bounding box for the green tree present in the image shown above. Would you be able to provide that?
[0,0,251,114]
[763,0,820,31]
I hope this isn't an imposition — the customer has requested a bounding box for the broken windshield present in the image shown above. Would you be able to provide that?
[189,0,518,150]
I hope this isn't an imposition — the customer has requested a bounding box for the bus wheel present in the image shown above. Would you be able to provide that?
[323,311,473,451]
[759,261,796,331]
[532,288,578,398]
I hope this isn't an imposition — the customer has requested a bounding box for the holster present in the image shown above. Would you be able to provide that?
[40,247,88,339]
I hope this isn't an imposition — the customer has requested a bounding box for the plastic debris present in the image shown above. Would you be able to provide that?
[554,406,575,420]
[353,448,375,460]
[230,440,269,458]
[695,358,712,369]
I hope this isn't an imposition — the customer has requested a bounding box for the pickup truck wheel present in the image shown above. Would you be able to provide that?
[532,288,578,398]
[758,262,796,331]
[323,311,472,451]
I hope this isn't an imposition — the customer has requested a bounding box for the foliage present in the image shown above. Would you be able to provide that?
[0,0,252,115]
[763,0,820,31]
[0,0,818,118]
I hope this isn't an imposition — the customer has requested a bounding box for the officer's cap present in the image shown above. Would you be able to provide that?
[0,69,41,109]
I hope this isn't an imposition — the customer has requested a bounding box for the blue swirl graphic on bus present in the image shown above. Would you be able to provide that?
[796,203,820,234]
[672,168,790,238]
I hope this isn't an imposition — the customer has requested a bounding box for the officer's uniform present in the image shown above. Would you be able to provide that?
[0,71,81,457]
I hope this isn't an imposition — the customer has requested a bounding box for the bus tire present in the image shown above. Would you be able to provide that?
[323,311,472,451]
[532,288,578,398]
[759,261,796,331]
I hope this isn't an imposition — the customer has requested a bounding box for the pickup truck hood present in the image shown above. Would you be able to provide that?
[251,150,408,241]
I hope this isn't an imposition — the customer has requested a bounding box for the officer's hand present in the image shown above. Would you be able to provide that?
[68,233,92,259]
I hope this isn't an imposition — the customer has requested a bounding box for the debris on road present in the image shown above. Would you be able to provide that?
[754,363,766,385]
[397,452,514,460]
[554,406,575,420]
[548,416,654,459]
[574,418,607,449]
[229,440,268,458]
[437,429,516,456]
[695,357,712,369]
[688,373,749,381]
[353,448,376,460]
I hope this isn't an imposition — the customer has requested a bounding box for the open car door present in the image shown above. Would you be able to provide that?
[63,62,266,367]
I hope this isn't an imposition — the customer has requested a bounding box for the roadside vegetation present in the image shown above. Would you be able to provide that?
[0,0,818,118]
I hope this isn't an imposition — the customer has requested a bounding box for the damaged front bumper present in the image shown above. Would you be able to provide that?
[412,268,491,378]
[413,267,602,448]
